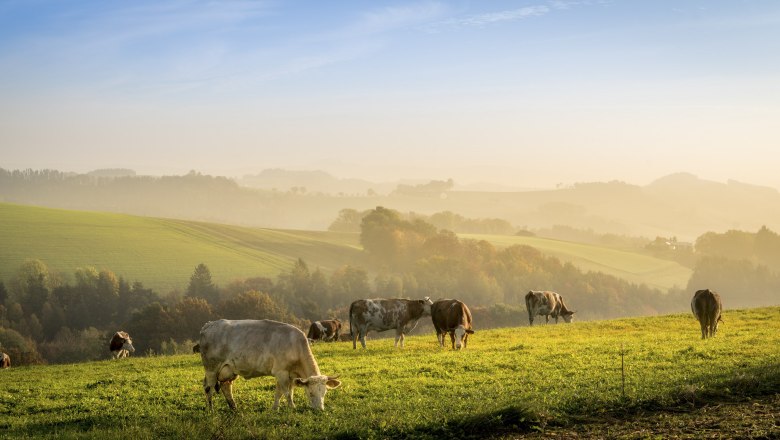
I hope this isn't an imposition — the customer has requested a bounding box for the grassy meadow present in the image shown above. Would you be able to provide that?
[1,307,778,439]
[462,233,692,291]
[0,203,363,293]
[1,203,690,295]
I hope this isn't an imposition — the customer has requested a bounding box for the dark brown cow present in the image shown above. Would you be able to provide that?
[691,289,723,339]
[525,291,575,326]
[109,331,136,359]
[349,297,433,349]
[0,352,9,369]
[307,319,342,342]
[431,299,474,350]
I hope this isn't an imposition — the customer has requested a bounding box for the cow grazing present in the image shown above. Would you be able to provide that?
[307,319,342,342]
[197,319,341,411]
[691,289,723,339]
[109,331,135,359]
[349,297,433,349]
[525,291,575,326]
[1,352,9,369]
[431,299,474,350]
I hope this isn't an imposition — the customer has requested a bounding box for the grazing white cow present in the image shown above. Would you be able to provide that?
[197,319,341,411]
[525,291,575,326]
[109,331,135,359]
[691,289,723,339]
[1,352,9,369]
[349,297,433,349]
[431,299,474,350]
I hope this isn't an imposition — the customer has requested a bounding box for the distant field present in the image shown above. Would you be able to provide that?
[1,307,778,439]
[461,233,692,291]
[1,203,692,294]
[0,203,363,293]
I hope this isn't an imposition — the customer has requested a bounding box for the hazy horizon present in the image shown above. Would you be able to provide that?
[2,1,779,190]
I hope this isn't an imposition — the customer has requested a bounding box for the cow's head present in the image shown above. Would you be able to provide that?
[561,311,575,323]
[453,326,475,350]
[123,337,136,354]
[294,375,341,411]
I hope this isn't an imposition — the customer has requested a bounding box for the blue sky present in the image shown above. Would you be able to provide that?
[1,1,779,188]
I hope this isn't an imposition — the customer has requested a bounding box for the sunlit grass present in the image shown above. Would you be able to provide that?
[1,307,778,439]
[0,203,363,293]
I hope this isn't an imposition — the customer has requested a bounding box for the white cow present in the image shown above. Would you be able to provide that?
[197,319,341,411]
[109,331,135,359]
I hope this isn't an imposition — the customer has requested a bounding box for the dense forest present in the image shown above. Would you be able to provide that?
[3,206,778,366]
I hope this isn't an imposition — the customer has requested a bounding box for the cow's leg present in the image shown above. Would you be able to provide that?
[273,373,294,409]
[217,365,238,410]
[700,320,707,339]
[359,325,367,349]
[528,314,534,326]
[395,330,405,348]
[203,372,218,410]
[450,331,456,350]
[545,315,550,324]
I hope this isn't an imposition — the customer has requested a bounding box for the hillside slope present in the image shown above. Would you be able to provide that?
[462,234,692,290]
[0,203,363,293]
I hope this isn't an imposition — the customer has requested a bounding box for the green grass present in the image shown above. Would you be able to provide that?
[462,233,692,291]
[1,307,778,439]
[0,203,362,293]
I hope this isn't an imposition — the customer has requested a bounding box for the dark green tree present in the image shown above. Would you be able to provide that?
[186,263,219,304]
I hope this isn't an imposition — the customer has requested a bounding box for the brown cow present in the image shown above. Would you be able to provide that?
[349,297,433,349]
[525,291,575,326]
[431,299,474,350]
[1,352,9,369]
[307,319,342,342]
[691,289,723,339]
[109,331,136,359]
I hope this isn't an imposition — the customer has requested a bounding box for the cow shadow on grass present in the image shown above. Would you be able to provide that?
[332,403,542,440]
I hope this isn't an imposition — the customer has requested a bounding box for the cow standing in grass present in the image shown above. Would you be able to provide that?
[349,297,433,349]
[1,352,9,369]
[197,319,341,411]
[691,289,723,339]
[307,319,342,342]
[109,331,135,359]
[525,291,575,326]
[431,299,474,350]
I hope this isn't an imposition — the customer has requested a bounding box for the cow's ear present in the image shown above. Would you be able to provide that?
[466,329,475,334]
[326,379,342,389]
[294,378,308,386]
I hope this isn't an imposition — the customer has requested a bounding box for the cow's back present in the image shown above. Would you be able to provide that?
[199,319,313,378]
[432,299,471,330]
[692,289,722,322]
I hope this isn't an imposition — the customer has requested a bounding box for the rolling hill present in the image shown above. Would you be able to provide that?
[461,234,692,290]
[0,203,692,294]
[0,203,363,293]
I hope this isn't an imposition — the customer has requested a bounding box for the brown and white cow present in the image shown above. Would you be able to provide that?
[0,352,9,369]
[197,319,341,411]
[109,331,135,359]
[431,299,474,350]
[691,288,723,339]
[307,319,342,342]
[349,297,433,349]
[525,291,575,326]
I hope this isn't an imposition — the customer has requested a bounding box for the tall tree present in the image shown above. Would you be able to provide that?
[186,263,219,304]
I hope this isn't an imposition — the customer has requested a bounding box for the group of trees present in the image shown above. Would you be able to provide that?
[329,208,515,235]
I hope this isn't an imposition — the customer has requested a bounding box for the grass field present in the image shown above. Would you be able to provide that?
[462,234,692,291]
[1,203,692,297]
[0,203,363,293]
[1,307,778,439]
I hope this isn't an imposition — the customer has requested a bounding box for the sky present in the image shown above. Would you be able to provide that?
[1,0,779,189]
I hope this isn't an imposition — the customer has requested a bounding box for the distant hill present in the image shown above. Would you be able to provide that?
[0,203,363,294]
[0,203,694,295]
[2,167,780,239]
